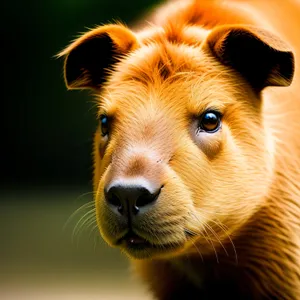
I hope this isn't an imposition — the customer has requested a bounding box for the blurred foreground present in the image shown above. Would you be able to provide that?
[0,186,152,300]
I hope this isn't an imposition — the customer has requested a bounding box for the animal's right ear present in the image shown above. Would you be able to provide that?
[57,24,138,90]
[203,25,294,91]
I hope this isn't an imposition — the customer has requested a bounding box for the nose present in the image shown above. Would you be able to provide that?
[105,181,162,216]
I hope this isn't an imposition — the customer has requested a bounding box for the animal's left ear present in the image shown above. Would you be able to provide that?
[57,24,138,90]
[204,25,295,91]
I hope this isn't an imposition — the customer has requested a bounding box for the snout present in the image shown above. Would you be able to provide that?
[105,179,162,217]
[95,150,193,259]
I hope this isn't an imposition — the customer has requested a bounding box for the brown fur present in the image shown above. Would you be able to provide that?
[59,0,300,299]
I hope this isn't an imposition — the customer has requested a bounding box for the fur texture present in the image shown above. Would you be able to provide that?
[59,0,300,299]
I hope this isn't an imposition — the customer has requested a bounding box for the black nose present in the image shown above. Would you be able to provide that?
[105,182,161,215]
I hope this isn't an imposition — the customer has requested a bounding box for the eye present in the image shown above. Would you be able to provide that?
[199,110,221,133]
[100,114,109,137]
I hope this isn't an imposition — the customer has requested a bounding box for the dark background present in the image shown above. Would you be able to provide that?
[2,0,160,188]
[1,1,160,299]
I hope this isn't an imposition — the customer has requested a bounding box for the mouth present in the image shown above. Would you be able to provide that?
[117,231,152,251]
[115,230,183,259]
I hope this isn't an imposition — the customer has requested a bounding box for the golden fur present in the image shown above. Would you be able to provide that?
[59,0,300,299]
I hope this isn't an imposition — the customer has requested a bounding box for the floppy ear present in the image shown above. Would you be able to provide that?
[58,24,138,90]
[205,25,294,91]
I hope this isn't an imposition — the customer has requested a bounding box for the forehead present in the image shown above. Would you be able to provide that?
[98,41,238,117]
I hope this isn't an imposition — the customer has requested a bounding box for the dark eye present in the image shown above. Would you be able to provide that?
[100,115,109,137]
[199,111,221,133]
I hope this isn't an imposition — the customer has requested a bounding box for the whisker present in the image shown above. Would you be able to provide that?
[209,219,238,264]
[204,222,228,257]
[189,212,219,263]
[84,217,98,230]
[189,211,238,264]
[200,223,219,263]
[191,240,203,262]
[73,191,96,205]
[89,224,100,240]
[84,219,98,240]
[63,200,95,232]
[74,213,97,240]
[72,208,96,241]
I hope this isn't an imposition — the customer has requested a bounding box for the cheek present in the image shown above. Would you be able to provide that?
[170,134,221,206]
[200,128,271,227]
[175,126,270,229]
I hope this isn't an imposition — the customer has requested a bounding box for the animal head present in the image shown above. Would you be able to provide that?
[59,22,294,259]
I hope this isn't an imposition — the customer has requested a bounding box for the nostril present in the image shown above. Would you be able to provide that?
[105,189,122,209]
[110,193,121,207]
[136,186,162,208]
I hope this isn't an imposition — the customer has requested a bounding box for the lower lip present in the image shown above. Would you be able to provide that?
[117,232,183,255]
[119,233,152,250]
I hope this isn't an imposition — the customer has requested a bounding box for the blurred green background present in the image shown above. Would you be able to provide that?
[1,0,161,298]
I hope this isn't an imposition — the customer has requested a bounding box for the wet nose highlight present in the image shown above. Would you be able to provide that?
[105,181,162,215]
